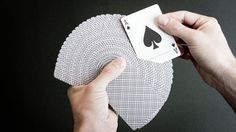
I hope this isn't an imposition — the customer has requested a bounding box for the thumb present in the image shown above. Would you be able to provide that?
[156,15,196,44]
[88,57,126,91]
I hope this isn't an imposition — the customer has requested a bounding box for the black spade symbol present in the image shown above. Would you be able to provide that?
[143,26,162,49]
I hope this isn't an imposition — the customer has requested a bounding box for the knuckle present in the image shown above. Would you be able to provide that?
[169,20,182,35]
[210,17,218,22]
[180,10,188,14]
[209,17,219,24]
[204,17,221,29]
[175,10,188,15]
[179,10,189,18]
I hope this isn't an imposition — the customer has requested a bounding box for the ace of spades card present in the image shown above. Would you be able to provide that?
[121,4,181,63]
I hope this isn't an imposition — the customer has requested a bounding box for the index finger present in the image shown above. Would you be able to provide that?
[164,11,211,28]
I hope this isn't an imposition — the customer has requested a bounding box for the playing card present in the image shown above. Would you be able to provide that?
[121,4,181,63]
[150,43,180,63]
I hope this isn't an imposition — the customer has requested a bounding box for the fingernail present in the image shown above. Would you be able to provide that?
[116,57,126,68]
[157,15,169,26]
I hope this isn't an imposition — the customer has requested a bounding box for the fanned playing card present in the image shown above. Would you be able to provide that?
[54,13,173,130]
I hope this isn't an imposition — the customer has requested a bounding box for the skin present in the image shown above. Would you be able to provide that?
[68,11,236,132]
[156,11,236,111]
[67,57,126,132]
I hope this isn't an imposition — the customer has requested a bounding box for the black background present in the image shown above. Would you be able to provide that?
[8,0,236,131]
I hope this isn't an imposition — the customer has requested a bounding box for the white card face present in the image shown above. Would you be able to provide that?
[121,4,181,63]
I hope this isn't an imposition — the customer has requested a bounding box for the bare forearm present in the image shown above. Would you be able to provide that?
[218,59,236,112]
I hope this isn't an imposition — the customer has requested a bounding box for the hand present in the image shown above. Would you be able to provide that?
[156,11,236,111]
[67,57,126,132]
[156,11,235,90]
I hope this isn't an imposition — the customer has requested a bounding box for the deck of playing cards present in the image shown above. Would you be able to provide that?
[54,4,176,130]
[121,4,180,63]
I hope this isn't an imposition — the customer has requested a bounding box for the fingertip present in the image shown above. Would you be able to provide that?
[89,57,126,88]
[102,57,126,79]
[114,57,126,70]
